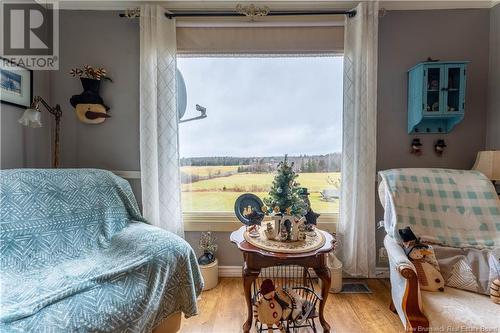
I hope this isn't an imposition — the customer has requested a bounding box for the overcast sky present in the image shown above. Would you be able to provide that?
[177,56,343,158]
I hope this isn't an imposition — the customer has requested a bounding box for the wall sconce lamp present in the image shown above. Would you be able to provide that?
[18,96,62,168]
[434,139,447,155]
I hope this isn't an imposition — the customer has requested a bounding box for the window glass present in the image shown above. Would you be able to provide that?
[178,56,343,215]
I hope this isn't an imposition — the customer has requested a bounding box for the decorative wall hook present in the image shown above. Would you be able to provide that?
[434,139,447,155]
[410,138,423,155]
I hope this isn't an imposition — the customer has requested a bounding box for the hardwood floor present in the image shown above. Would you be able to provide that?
[181,278,405,333]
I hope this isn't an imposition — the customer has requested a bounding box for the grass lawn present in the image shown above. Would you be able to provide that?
[182,191,339,213]
[182,172,340,213]
[182,172,339,192]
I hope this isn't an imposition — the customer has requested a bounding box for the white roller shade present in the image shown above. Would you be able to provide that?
[177,26,344,55]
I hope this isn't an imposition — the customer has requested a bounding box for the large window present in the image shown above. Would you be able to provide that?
[178,56,342,224]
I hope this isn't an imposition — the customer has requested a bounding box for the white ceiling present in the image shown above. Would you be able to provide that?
[45,0,498,11]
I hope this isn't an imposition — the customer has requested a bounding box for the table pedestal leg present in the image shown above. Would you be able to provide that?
[243,266,260,333]
[314,266,331,333]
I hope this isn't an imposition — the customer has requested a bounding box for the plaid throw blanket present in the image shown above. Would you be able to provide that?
[379,168,500,249]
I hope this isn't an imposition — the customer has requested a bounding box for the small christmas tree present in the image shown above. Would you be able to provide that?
[264,156,308,216]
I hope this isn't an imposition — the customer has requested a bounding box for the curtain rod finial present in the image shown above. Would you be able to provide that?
[119,7,140,18]
[165,10,175,19]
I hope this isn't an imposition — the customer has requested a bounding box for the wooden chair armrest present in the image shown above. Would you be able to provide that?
[384,235,429,332]
[399,262,429,331]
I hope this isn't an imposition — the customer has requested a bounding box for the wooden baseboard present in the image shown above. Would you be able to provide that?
[375,267,390,278]
[219,266,242,277]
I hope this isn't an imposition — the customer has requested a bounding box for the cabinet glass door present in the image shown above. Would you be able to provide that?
[424,66,442,113]
[444,65,465,113]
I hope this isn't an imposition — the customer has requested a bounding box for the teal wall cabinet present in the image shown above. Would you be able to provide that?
[408,61,469,134]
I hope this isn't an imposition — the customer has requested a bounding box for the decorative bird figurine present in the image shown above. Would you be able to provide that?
[304,209,320,226]
[246,208,265,226]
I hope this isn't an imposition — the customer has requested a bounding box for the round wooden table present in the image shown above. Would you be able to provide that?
[230,226,335,333]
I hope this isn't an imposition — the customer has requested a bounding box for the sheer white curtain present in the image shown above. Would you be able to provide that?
[139,5,184,237]
[339,1,378,277]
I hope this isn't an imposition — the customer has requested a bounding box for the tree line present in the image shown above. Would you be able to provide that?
[181,153,341,173]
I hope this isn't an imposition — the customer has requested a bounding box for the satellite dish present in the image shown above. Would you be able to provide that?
[176,68,187,120]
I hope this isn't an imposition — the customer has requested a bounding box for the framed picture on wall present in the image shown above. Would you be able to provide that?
[0,58,33,108]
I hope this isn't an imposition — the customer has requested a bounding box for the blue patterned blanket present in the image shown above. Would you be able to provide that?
[0,169,203,332]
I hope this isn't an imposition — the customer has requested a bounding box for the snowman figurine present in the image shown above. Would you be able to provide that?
[406,245,445,292]
[399,227,444,292]
[253,279,286,333]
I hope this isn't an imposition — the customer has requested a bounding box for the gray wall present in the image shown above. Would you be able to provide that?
[1,72,52,169]
[375,8,491,265]
[48,11,227,264]
[377,9,490,171]
[1,17,53,169]
[487,4,500,149]
[186,231,244,266]
[51,11,140,171]
[3,9,496,267]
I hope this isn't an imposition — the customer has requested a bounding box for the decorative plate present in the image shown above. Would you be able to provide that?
[234,193,264,226]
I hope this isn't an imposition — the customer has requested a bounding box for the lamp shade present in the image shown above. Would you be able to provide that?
[472,150,500,181]
[18,108,42,128]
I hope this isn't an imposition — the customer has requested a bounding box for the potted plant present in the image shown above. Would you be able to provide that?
[198,232,219,290]
[198,231,218,265]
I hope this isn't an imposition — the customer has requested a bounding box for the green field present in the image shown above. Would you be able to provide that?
[181,171,340,213]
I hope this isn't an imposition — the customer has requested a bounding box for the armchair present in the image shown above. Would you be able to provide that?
[380,168,500,332]
[385,235,500,331]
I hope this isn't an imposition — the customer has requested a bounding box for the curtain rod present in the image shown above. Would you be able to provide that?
[118,9,356,19]
[166,10,356,19]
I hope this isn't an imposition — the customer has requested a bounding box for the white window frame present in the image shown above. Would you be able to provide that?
[183,211,337,232]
